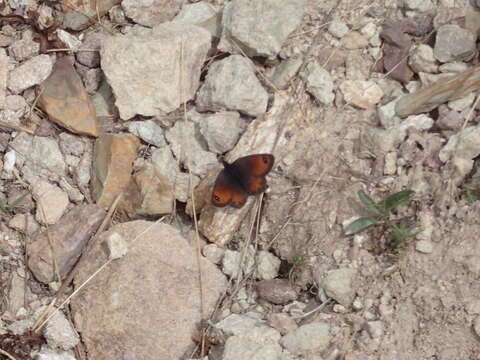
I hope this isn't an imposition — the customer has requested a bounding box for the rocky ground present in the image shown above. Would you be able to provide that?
[0,0,480,359]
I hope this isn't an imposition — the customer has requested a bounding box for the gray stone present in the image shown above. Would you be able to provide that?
[408,44,438,74]
[339,80,384,109]
[280,322,331,355]
[270,56,303,90]
[415,239,433,254]
[101,22,211,119]
[165,120,217,177]
[321,268,357,307]
[403,0,434,11]
[105,232,128,260]
[128,120,166,147]
[267,313,298,336]
[256,279,298,304]
[300,62,334,105]
[218,0,305,59]
[71,221,227,359]
[433,25,477,63]
[122,0,183,27]
[223,326,282,360]
[256,251,281,280]
[202,243,225,264]
[196,55,268,117]
[377,99,399,129]
[43,311,80,350]
[195,111,246,154]
[37,346,76,360]
[174,2,221,38]
[328,20,349,38]
[32,179,70,225]
[8,54,54,94]
[222,249,255,278]
[448,92,476,112]
[56,29,82,51]
[9,29,39,61]
[365,320,384,339]
[59,132,85,157]
[439,125,480,163]
[76,31,106,68]
[438,62,469,73]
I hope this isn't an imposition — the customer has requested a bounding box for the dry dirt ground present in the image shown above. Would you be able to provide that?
[1,0,480,359]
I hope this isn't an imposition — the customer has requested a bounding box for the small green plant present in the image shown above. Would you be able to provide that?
[288,253,305,284]
[345,189,416,248]
[0,192,29,214]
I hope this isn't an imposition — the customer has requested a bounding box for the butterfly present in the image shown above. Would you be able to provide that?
[212,154,274,208]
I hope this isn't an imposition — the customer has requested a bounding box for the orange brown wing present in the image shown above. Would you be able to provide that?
[212,170,248,208]
[230,154,274,194]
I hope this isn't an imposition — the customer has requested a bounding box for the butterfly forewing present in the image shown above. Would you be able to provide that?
[229,154,274,194]
[212,170,247,207]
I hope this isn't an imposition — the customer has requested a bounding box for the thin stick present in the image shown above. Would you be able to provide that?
[291,298,333,319]
[0,348,17,360]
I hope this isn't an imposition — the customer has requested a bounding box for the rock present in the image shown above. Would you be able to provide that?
[127,120,166,148]
[439,62,469,74]
[76,30,106,68]
[223,326,282,360]
[56,29,82,51]
[384,152,397,175]
[0,95,27,127]
[3,150,15,173]
[105,232,128,260]
[339,80,384,109]
[434,25,476,63]
[222,248,255,278]
[91,134,140,208]
[174,1,221,38]
[71,221,227,359]
[256,279,298,304]
[32,179,70,225]
[196,55,268,117]
[122,0,183,27]
[408,44,438,74]
[346,52,371,81]
[101,22,211,119]
[62,0,120,31]
[473,316,480,338]
[218,0,305,59]
[415,239,433,254]
[27,204,106,283]
[256,251,281,280]
[266,313,298,335]
[328,20,349,38]
[76,144,93,187]
[92,78,116,118]
[439,125,480,163]
[9,29,39,61]
[165,120,217,177]
[7,271,24,315]
[321,268,357,307]
[39,57,99,137]
[59,133,85,157]
[403,0,434,11]
[270,56,303,90]
[380,22,413,83]
[341,31,369,49]
[13,135,67,182]
[300,62,335,105]
[280,322,331,355]
[448,92,476,112]
[8,54,54,94]
[365,320,384,339]
[377,99,399,129]
[8,213,40,235]
[194,111,246,154]
[216,314,264,336]
[0,50,8,109]
[43,311,80,350]
[37,346,77,360]
[202,243,225,264]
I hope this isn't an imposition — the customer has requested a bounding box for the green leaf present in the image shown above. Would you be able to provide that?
[345,217,378,235]
[383,190,414,214]
[391,224,409,247]
[358,190,382,216]
[0,200,8,213]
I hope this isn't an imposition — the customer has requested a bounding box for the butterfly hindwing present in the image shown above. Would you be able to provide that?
[211,170,247,208]
[229,154,274,194]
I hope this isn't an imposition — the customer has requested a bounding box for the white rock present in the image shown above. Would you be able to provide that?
[101,22,211,119]
[32,179,69,225]
[216,314,264,336]
[174,1,220,38]
[365,320,384,339]
[448,92,476,112]
[360,22,377,39]
[377,99,399,129]
[196,55,268,117]
[280,322,331,355]
[56,29,81,50]
[415,239,433,254]
[328,20,349,38]
[256,251,281,280]
[36,345,77,360]
[300,62,335,105]
[339,80,384,109]
[202,243,225,264]
[403,0,434,11]
[321,268,357,307]
[439,125,480,163]
[43,311,80,350]
[105,232,128,260]
[8,54,53,94]
[127,120,166,148]
[3,150,15,172]
[408,44,438,74]
[384,152,397,175]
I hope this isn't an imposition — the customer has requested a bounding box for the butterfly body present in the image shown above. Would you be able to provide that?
[212,154,274,208]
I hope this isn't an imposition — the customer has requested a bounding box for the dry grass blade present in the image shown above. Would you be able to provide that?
[0,348,17,360]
